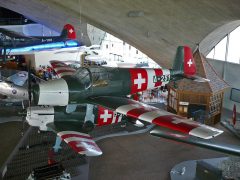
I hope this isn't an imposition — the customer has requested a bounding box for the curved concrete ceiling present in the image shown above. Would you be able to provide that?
[1,0,240,68]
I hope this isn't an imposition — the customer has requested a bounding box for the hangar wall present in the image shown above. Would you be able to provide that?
[208,59,240,111]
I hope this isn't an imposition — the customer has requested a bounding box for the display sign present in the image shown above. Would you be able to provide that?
[179,101,189,106]
[230,88,240,103]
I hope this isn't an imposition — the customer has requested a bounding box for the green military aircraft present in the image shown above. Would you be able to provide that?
[26,46,225,156]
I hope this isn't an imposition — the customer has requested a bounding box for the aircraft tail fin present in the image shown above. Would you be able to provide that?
[233,104,236,126]
[172,46,196,77]
[60,24,76,40]
[7,71,28,86]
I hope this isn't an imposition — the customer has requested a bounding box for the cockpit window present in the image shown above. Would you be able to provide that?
[88,67,109,87]
[74,68,91,89]
[89,67,108,81]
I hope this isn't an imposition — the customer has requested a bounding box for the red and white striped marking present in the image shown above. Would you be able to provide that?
[129,68,170,94]
[116,103,223,139]
[97,106,122,126]
[58,131,102,156]
[50,60,76,78]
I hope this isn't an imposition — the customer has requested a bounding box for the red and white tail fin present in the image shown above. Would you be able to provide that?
[233,104,236,126]
[60,24,76,40]
[172,46,196,77]
[183,46,196,76]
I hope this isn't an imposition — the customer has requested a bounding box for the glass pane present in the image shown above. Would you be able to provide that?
[74,68,91,88]
[206,48,215,59]
[214,36,227,61]
[227,26,240,64]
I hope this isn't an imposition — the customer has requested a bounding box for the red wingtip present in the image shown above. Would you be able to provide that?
[233,104,236,125]
[183,46,196,76]
[63,24,76,39]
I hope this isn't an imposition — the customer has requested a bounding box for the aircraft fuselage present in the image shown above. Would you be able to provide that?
[33,67,172,106]
[26,105,125,131]
[0,81,28,101]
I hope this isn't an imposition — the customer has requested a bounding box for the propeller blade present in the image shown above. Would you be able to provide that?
[27,61,32,104]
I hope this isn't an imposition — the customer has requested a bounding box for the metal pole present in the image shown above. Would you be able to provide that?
[3,47,6,65]
[223,34,230,80]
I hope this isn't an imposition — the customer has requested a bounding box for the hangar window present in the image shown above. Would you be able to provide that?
[226,26,240,63]
[207,37,227,61]
[207,26,240,64]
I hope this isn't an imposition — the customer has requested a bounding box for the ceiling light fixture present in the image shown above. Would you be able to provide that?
[127,11,144,17]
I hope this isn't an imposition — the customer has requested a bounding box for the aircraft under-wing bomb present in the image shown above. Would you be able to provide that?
[0,24,76,49]
[26,46,225,156]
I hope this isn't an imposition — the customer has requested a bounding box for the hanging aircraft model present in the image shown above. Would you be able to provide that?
[0,24,76,49]
[26,46,226,156]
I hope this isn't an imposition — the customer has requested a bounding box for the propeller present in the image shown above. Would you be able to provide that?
[17,103,27,136]
[21,109,26,136]
[28,60,32,105]
[20,60,32,135]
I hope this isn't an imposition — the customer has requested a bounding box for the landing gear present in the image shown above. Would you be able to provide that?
[82,120,94,132]
[84,104,95,123]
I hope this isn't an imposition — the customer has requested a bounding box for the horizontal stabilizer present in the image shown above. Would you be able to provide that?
[47,122,102,156]
[184,75,210,83]
[150,127,240,156]
[58,131,102,156]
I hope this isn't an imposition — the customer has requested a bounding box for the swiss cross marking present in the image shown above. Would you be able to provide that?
[69,29,74,34]
[134,73,146,89]
[100,110,112,122]
[187,59,193,67]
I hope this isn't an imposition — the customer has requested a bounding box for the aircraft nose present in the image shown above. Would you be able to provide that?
[32,79,69,106]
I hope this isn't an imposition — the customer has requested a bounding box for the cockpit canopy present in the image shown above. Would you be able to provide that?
[74,68,91,89]
[74,66,110,89]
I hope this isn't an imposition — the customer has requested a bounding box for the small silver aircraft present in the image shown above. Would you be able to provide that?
[0,71,29,102]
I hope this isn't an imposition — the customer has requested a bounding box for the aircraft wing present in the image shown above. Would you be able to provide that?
[47,122,102,156]
[151,127,240,156]
[50,60,76,78]
[6,71,28,86]
[88,96,223,139]
[0,28,34,39]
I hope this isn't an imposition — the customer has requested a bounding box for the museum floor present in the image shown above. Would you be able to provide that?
[0,107,240,180]
[89,123,239,180]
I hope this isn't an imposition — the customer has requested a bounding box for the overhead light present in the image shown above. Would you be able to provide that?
[5,40,80,53]
[127,11,144,17]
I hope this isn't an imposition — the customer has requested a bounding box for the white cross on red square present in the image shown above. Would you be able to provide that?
[100,110,112,122]
[69,29,74,34]
[187,59,193,67]
[134,73,146,89]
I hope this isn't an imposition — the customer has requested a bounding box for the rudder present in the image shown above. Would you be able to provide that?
[60,24,76,40]
[172,46,196,76]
